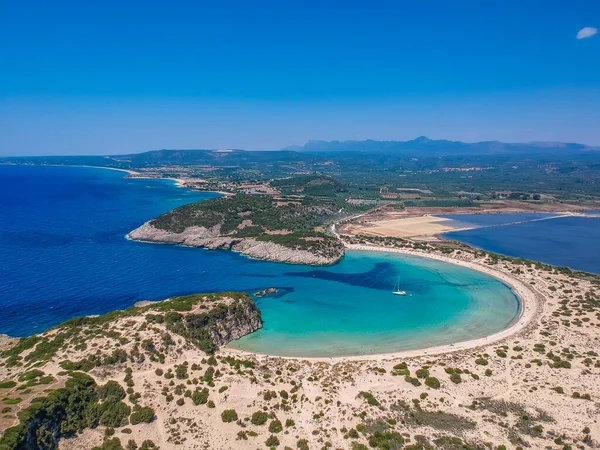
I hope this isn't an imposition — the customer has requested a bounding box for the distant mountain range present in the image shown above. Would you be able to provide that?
[282,136,600,155]
[2,137,599,162]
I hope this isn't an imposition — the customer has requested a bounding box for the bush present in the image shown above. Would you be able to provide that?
[251,411,269,425]
[449,373,462,384]
[97,381,126,402]
[475,358,488,366]
[368,431,404,449]
[129,407,155,425]
[265,435,280,447]
[139,440,157,450]
[269,419,283,433]
[425,377,441,389]
[192,388,209,405]
[297,438,309,450]
[359,392,380,406]
[404,376,421,387]
[391,362,409,377]
[221,409,238,423]
[100,401,131,427]
[415,368,429,379]
[92,437,125,450]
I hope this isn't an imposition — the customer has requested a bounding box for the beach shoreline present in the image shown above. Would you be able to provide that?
[37,163,220,192]
[224,242,539,363]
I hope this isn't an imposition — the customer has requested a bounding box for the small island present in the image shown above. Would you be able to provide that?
[128,193,346,265]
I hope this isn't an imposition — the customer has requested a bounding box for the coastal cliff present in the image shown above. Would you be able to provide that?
[127,194,345,265]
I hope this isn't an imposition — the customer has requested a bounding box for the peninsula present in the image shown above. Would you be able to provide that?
[128,194,345,265]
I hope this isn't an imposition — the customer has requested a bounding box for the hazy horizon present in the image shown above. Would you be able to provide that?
[3,133,600,158]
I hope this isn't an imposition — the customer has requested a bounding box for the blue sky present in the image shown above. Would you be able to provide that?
[1,0,599,155]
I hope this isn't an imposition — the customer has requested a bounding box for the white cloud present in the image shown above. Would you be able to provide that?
[576,27,598,39]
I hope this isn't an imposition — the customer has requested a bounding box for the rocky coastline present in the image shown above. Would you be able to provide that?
[127,221,344,265]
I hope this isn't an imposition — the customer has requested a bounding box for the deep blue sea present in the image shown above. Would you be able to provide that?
[442,213,600,274]
[0,166,519,356]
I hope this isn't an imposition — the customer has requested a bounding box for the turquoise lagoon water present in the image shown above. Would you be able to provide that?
[0,165,519,356]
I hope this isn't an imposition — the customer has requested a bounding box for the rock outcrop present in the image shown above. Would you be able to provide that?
[207,298,262,347]
[128,222,344,265]
[254,288,278,297]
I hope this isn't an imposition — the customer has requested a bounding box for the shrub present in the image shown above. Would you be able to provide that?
[297,438,309,450]
[129,406,155,425]
[221,409,238,423]
[97,381,126,402]
[405,376,421,387]
[269,419,283,433]
[368,431,405,449]
[415,368,429,379]
[92,437,125,450]
[475,358,488,366]
[100,401,131,427]
[449,373,462,384]
[192,388,209,405]
[425,377,441,389]
[359,392,380,406]
[139,440,157,450]
[251,411,269,425]
[391,362,409,377]
[265,435,280,447]
[351,444,368,450]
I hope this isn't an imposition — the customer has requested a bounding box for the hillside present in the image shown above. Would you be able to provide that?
[128,194,345,265]
[0,292,261,450]
[269,175,346,197]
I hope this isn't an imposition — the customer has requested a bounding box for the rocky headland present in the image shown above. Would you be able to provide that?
[127,194,345,265]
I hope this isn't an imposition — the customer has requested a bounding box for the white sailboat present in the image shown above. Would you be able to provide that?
[392,278,407,296]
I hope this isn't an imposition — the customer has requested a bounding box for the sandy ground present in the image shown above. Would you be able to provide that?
[341,215,475,238]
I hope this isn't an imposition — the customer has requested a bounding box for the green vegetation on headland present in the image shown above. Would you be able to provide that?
[270,175,346,197]
[150,194,336,234]
[135,193,349,262]
[1,292,260,370]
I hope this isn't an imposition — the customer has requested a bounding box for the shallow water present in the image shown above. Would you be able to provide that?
[0,165,519,356]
